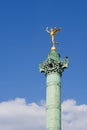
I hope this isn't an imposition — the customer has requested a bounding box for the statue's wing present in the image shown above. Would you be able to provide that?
[53,28,61,35]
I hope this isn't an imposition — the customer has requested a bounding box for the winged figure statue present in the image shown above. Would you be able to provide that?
[46,27,61,46]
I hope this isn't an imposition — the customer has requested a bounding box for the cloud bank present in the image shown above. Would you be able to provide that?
[0,98,45,130]
[62,99,87,130]
[0,98,87,130]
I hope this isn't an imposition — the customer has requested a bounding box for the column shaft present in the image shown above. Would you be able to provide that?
[46,72,61,130]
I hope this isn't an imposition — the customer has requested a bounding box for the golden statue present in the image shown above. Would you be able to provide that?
[46,27,62,46]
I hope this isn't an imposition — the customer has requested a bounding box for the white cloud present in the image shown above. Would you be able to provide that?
[0,98,87,130]
[0,98,45,130]
[62,99,87,130]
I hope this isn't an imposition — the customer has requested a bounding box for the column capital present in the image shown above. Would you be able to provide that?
[39,50,69,76]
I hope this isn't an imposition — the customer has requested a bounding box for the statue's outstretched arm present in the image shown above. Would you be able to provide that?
[46,27,50,33]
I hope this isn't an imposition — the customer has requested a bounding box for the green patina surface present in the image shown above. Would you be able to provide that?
[39,49,69,130]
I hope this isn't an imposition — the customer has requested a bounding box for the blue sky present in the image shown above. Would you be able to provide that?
[0,0,87,104]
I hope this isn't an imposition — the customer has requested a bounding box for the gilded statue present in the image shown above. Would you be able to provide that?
[46,27,61,46]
